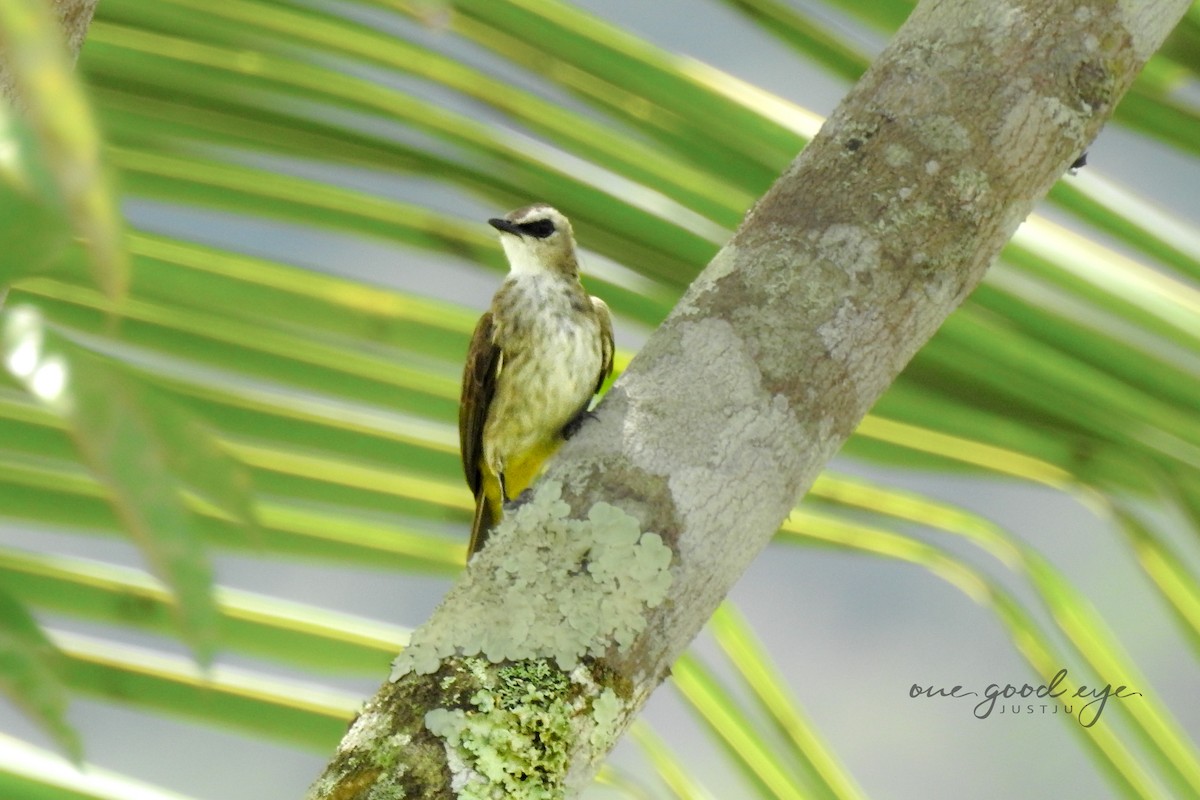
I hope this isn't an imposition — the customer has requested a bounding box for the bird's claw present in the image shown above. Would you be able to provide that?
[562,409,598,440]
[505,488,534,513]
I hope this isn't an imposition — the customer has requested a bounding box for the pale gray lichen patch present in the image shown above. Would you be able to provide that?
[814,224,880,278]
[911,113,971,153]
[624,318,810,567]
[920,263,959,306]
[390,482,672,679]
[950,167,990,206]
[816,298,890,408]
[975,4,1029,51]
[884,143,913,167]
[587,688,622,750]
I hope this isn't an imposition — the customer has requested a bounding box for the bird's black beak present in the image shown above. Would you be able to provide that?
[488,218,523,236]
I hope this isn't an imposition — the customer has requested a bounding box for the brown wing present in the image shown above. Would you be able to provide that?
[459,311,501,496]
[592,296,615,393]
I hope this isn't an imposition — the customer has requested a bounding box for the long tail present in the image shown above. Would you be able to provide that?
[467,490,496,558]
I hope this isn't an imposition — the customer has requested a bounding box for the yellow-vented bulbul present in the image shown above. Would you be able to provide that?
[459,204,614,558]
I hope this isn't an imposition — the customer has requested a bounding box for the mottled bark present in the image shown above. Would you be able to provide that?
[52,0,96,61]
[309,1,1191,798]
[0,0,97,108]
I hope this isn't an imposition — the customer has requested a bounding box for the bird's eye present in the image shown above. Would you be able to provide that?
[518,219,556,239]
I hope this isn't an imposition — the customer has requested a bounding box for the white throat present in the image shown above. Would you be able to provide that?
[501,237,557,276]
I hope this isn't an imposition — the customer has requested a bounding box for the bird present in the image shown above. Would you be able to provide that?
[459,204,614,558]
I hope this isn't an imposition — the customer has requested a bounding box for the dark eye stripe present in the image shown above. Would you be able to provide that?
[518,219,556,239]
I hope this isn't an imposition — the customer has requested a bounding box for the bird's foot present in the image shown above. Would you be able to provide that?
[504,488,534,513]
[562,409,598,441]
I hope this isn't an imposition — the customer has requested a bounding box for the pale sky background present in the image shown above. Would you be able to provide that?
[2,1,1199,799]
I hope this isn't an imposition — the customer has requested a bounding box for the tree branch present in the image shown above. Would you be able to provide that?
[308,1,1190,797]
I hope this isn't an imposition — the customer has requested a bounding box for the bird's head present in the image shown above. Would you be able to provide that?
[488,204,578,277]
